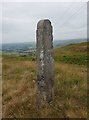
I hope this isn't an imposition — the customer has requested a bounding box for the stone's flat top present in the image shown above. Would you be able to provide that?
[37,19,51,28]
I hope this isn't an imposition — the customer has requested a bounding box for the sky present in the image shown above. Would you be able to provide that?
[0,1,87,43]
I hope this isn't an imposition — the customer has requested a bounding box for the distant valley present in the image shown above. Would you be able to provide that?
[1,39,87,55]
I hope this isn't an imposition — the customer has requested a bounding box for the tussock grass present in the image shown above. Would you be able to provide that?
[54,62,87,118]
[2,42,87,118]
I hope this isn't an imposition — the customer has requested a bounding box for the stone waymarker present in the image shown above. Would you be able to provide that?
[36,19,54,106]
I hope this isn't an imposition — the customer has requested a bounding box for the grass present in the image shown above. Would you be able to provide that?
[54,42,88,65]
[2,42,87,118]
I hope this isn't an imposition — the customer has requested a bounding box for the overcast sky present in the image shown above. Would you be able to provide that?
[1,2,87,43]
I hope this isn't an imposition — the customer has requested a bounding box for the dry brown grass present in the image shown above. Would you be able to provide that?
[54,62,87,118]
[2,56,87,118]
[2,42,87,118]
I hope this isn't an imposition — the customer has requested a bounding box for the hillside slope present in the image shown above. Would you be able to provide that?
[54,42,87,65]
[2,42,87,118]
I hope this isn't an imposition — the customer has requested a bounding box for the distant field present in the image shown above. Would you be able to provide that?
[2,42,87,118]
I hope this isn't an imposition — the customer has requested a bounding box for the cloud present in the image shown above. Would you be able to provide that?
[2,2,87,43]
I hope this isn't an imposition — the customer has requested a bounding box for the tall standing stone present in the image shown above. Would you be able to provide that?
[36,19,54,106]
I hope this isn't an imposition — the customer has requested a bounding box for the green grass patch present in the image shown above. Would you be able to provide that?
[54,42,88,65]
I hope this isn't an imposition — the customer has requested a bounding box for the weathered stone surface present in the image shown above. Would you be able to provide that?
[36,19,54,105]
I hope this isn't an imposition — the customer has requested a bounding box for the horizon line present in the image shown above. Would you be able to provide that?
[1,38,87,44]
